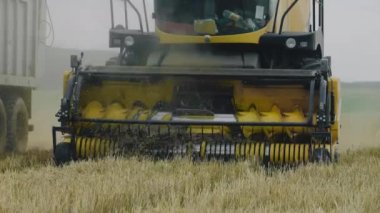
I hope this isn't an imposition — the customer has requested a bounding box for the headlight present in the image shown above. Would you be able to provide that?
[124,36,135,47]
[285,38,297,49]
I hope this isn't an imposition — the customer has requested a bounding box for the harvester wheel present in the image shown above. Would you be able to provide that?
[6,97,28,153]
[54,143,74,166]
[333,149,340,163]
[311,148,331,163]
[0,99,7,153]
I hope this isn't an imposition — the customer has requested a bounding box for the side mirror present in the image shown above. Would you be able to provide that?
[70,55,79,69]
[70,52,84,69]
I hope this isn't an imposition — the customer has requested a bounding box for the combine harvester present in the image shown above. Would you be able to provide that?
[53,0,341,165]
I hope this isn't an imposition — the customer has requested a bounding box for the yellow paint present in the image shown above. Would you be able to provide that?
[233,84,312,112]
[156,24,269,44]
[76,136,114,159]
[275,0,311,33]
[330,77,341,144]
[105,102,128,120]
[161,113,172,121]
[200,141,206,159]
[237,106,262,138]
[261,105,283,137]
[82,101,104,119]
[63,70,73,96]
[284,106,307,137]
[74,136,332,164]
[79,80,175,110]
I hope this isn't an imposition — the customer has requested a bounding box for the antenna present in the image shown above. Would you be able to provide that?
[110,0,115,28]
[124,0,129,29]
[143,0,149,32]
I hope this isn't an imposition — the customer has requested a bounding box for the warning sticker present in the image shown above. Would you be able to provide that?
[255,5,265,20]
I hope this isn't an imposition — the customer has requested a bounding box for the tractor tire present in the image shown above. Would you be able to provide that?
[0,99,7,153]
[6,97,29,153]
[54,142,74,166]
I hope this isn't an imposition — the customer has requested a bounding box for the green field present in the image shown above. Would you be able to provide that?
[340,82,380,149]
[342,82,380,114]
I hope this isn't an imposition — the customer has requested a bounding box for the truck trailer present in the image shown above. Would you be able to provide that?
[0,0,45,153]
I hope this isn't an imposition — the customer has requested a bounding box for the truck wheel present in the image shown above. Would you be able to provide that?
[54,143,73,166]
[0,99,7,153]
[7,97,28,153]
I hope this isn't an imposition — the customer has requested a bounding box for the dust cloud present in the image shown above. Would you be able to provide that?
[28,47,117,150]
[28,90,60,150]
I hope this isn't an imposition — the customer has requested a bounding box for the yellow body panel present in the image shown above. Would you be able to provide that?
[261,105,283,136]
[237,106,262,138]
[104,102,129,120]
[330,77,341,144]
[275,0,311,33]
[234,84,312,112]
[156,23,270,44]
[82,101,105,119]
[79,80,175,110]
[63,70,72,96]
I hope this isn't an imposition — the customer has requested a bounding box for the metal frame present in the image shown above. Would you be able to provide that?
[56,66,331,129]
[109,0,146,33]
[52,123,332,163]
[83,66,319,79]
[71,67,318,127]
[52,65,333,162]
[279,0,299,34]
[273,0,324,34]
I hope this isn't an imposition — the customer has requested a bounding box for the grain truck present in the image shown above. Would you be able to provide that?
[0,0,45,153]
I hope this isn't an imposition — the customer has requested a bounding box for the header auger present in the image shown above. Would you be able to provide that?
[53,0,341,166]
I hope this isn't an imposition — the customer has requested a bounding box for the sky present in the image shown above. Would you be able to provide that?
[45,0,380,82]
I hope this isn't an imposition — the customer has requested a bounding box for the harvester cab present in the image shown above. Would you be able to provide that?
[53,0,341,166]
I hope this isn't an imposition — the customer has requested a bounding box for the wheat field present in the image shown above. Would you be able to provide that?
[0,149,379,212]
[0,84,380,212]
